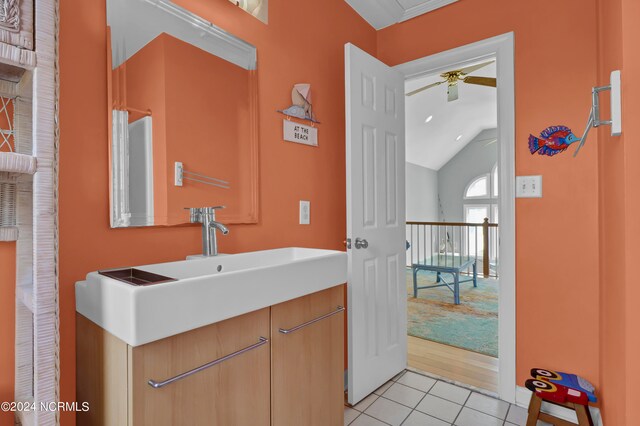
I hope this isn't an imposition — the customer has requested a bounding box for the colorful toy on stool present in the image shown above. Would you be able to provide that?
[525,368,595,426]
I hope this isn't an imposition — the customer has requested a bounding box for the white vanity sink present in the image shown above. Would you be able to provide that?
[75,247,347,346]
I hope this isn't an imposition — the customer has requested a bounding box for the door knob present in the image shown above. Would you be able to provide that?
[354,238,368,249]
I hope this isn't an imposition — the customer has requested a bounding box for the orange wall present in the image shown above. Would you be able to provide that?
[596,0,626,422]
[0,101,16,426]
[377,0,602,392]
[0,243,15,426]
[596,0,640,422]
[114,33,255,225]
[114,36,169,222]
[59,0,375,424]
[163,34,254,225]
[621,0,640,419]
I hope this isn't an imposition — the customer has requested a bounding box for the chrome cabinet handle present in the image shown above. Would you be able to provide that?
[148,337,268,389]
[279,306,345,335]
[354,238,368,249]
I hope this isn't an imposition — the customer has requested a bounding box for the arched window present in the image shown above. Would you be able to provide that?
[464,174,490,199]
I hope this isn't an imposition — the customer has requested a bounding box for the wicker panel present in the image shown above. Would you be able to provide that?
[0,0,33,50]
[0,151,36,173]
[0,180,15,223]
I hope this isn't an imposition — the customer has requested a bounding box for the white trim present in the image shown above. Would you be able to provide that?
[516,386,603,426]
[394,32,516,403]
[143,0,257,70]
[399,0,458,22]
[110,0,257,70]
[344,0,458,30]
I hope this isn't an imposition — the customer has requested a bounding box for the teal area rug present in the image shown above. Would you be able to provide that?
[406,268,498,357]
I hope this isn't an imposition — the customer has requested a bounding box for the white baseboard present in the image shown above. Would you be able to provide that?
[516,386,603,426]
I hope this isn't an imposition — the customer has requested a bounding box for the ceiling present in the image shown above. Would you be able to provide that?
[344,0,458,29]
[405,61,497,170]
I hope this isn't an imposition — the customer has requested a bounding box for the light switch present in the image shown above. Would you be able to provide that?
[299,200,310,225]
[516,175,542,198]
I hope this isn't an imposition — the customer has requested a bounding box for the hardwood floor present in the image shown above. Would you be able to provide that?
[407,335,499,393]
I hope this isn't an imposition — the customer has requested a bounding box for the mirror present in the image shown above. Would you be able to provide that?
[107,0,259,228]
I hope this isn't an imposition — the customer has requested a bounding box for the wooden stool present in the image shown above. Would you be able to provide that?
[526,392,593,426]
[525,368,596,426]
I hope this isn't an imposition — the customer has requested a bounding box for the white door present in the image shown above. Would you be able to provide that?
[345,43,407,404]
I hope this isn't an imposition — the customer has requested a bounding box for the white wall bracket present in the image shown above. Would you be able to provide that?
[174,161,230,189]
[574,70,622,157]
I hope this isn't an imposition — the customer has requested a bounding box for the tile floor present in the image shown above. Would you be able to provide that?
[345,370,551,426]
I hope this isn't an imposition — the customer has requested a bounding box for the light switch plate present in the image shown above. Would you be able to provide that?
[516,175,542,198]
[299,200,310,225]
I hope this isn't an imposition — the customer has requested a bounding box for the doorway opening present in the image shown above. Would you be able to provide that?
[405,57,499,392]
[394,34,515,400]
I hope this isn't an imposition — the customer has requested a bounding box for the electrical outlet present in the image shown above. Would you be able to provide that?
[516,175,542,198]
[299,200,310,225]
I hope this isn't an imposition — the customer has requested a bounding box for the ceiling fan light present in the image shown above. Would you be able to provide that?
[425,115,433,123]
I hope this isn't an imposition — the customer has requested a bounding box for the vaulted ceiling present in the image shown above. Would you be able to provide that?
[405,61,497,170]
[344,0,458,30]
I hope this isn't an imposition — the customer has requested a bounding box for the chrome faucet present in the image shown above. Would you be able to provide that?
[187,206,229,256]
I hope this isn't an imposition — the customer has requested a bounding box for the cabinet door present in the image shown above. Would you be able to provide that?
[130,308,271,426]
[271,286,345,426]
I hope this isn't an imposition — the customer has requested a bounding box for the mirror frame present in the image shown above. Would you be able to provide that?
[108,0,259,227]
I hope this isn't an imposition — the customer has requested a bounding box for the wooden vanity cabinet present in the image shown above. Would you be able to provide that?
[271,286,345,426]
[76,286,344,426]
[77,308,271,426]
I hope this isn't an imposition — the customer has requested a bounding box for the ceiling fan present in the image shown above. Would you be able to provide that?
[406,60,496,102]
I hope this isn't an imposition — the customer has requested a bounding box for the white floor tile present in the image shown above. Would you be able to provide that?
[373,380,393,395]
[350,413,388,426]
[416,394,462,423]
[364,396,412,426]
[454,407,503,426]
[396,371,437,392]
[429,381,471,405]
[344,406,360,425]
[505,404,528,425]
[382,383,426,408]
[464,392,509,419]
[353,393,379,412]
[402,410,451,426]
[504,405,553,426]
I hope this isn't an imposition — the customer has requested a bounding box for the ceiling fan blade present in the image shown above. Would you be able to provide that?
[406,80,446,96]
[463,76,497,87]
[447,84,459,102]
[458,60,494,76]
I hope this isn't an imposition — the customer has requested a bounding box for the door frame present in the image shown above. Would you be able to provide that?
[393,32,516,402]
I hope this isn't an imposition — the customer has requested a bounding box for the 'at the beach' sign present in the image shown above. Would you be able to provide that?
[283,120,318,147]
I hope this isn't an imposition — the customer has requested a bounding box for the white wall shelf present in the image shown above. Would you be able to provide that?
[0,152,36,174]
[0,226,18,241]
[6,0,60,424]
[0,41,36,70]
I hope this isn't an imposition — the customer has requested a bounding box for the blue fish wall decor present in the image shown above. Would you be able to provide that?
[529,125,581,157]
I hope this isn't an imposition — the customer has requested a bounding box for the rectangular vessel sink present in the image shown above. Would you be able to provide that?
[75,247,347,346]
